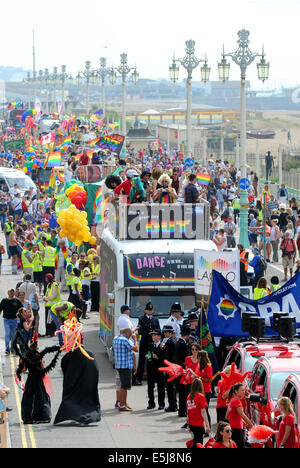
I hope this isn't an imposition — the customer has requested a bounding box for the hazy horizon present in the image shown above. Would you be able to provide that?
[1,0,299,91]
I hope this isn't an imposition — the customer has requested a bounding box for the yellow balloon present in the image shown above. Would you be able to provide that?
[59,230,66,238]
[90,236,97,244]
[80,211,87,219]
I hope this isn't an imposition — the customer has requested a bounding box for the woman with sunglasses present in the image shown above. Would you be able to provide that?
[212,421,237,448]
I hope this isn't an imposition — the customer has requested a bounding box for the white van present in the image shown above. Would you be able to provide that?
[0,168,37,196]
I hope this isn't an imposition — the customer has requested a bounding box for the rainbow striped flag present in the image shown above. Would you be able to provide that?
[197,172,211,186]
[63,135,71,145]
[43,152,61,169]
[88,138,100,146]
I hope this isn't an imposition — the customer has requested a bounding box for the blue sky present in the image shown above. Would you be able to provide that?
[1,0,299,89]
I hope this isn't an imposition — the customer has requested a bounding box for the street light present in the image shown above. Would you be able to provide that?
[57,65,73,115]
[23,72,33,108]
[94,57,110,118]
[77,61,95,115]
[50,66,58,113]
[170,40,210,157]
[111,53,139,138]
[218,29,270,248]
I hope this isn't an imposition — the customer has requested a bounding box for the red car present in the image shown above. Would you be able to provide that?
[223,339,300,375]
[247,355,300,444]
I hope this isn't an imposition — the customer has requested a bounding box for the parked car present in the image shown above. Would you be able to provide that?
[223,338,300,375]
[247,356,300,446]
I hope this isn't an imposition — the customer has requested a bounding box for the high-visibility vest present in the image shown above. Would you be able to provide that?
[240,250,248,272]
[32,251,43,273]
[43,246,56,267]
[233,199,241,210]
[21,249,33,269]
[71,276,82,294]
[4,222,14,234]
[51,301,74,318]
[45,281,61,307]
[271,284,280,293]
[66,261,75,286]
[254,288,268,300]
[92,264,100,277]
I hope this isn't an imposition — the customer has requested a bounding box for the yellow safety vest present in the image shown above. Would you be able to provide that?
[45,281,61,307]
[66,261,75,286]
[21,249,33,269]
[71,276,82,294]
[51,301,74,318]
[92,264,100,279]
[32,251,43,272]
[254,288,268,300]
[43,246,56,267]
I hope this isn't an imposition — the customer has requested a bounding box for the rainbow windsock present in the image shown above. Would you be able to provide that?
[197,172,211,186]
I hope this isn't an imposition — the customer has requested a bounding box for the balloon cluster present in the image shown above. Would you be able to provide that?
[57,205,96,247]
[65,180,87,210]
[21,109,37,123]
[23,150,43,173]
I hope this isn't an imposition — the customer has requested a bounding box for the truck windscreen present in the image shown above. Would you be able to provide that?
[130,289,195,319]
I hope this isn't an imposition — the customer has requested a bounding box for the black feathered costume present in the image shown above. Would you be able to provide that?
[13,332,61,424]
[54,348,101,425]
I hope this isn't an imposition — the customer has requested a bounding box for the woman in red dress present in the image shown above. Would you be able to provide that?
[186,378,210,448]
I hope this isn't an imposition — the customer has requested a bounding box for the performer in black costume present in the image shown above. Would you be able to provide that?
[54,347,101,425]
[13,332,61,424]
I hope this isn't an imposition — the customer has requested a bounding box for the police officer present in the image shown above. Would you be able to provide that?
[174,325,191,417]
[161,325,177,412]
[165,303,182,341]
[146,329,165,410]
[136,302,160,385]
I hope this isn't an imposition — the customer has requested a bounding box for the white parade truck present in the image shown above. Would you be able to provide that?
[99,202,217,361]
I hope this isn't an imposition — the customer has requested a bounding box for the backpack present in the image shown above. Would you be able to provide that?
[259,257,267,272]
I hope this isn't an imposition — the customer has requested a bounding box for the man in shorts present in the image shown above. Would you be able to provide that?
[112,328,138,412]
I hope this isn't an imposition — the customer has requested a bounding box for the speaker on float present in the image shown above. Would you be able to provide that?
[273,312,289,332]
[279,316,296,339]
[249,317,266,339]
[242,312,258,334]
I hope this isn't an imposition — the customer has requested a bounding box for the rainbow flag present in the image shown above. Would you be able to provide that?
[63,135,71,145]
[43,152,61,169]
[88,138,100,146]
[197,172,211,186]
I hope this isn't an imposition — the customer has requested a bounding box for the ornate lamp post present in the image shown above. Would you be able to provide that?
[94,57,110,118]
[218,29,270,248]
[170,40,210,157]
[77,61,95,115]
[50,66,58,113]
[109,53,139,138]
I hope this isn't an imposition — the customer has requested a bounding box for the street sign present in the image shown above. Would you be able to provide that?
[185,158,194,167]
[239,178,251,190]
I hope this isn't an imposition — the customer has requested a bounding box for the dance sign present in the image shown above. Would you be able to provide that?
[123,253,194,287]
[194,249,240,296]
[97,134,125,155]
